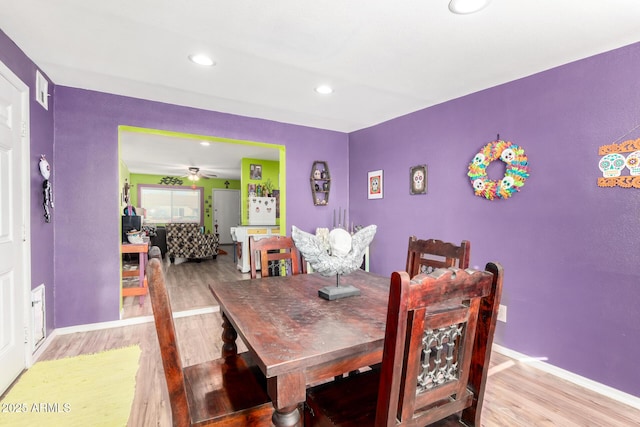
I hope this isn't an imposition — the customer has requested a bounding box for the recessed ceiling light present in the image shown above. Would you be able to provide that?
[200,141,210,146]
[315,85,333,95]
[448,0,491,14]
[188,54,215,66]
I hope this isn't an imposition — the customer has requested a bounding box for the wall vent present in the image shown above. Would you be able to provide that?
[31,284,46,351]
[35,70,49,110]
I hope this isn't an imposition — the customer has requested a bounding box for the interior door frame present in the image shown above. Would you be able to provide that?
[212,188,240,245]
[0,60,33,369]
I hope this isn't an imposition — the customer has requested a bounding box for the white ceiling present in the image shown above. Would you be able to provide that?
[3,0,640,177]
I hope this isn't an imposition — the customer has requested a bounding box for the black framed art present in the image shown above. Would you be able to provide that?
[410,164,427,195]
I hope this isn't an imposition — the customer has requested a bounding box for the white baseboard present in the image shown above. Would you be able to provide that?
[493,344,640,410]
[32,306,219,362]
[30,331,57,365]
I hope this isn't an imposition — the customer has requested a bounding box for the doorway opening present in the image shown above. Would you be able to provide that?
[117,126,286,318]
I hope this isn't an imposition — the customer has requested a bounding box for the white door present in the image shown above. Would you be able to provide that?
[213,189,240,245]
[0,63,29,394]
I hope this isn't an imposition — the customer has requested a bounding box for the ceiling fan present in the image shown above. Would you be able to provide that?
[183,167,217,181]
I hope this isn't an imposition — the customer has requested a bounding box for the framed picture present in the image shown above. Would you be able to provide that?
[410,164,428,195]
[368,170,383,199]
[250,163,262,180]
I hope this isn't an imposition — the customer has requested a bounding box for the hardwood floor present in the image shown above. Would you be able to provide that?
[121,244,247,318]
[39,246,639,426]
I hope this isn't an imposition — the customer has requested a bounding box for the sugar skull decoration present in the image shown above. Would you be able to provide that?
[413,170,424,190]
[596,138,640,188]
[367,170,383,199]
[624,151,640,176]
[39,154,54,222]
[371,177,379,193]
[472,179,485,192]
[598,153,626,177]
[410,165,428,195]
[467,140,529,200]
[39,155,50,179]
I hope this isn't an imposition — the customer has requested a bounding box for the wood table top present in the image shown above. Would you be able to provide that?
[121,242,149,253]
[209,269,390,379]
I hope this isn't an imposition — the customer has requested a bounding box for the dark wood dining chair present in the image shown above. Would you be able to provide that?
[249,235,303,279]
[406,236,471,277]
[305,262,503,427]
[146,246,274,426]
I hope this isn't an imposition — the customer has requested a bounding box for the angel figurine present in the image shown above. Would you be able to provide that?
[292,224,377,300]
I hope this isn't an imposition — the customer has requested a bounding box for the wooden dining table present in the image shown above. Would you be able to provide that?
[209,269,390,427]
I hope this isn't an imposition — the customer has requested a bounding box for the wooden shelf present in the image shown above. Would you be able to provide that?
[310,161,330,205]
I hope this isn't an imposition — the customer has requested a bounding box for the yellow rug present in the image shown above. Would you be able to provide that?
[0,345,141,427]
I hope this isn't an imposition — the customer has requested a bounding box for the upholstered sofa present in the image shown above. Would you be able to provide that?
[165,223,218,263]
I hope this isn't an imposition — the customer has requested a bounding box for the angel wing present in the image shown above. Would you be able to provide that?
[348,225,377,262]
[291,225,377,277]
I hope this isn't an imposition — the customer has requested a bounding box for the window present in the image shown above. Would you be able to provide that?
[139,185,203,224]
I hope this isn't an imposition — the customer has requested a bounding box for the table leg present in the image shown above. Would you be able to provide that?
[272,405,301,427]
[221,312,238,358]
[268,373,304,427]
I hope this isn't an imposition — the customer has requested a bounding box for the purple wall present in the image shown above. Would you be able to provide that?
[53,88,348,327]
[349,42,640,397]
[0,30,55,336]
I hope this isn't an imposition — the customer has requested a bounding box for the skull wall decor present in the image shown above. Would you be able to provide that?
[500,148,515,163]
[500,176,515,190]
[467,139,529,200]
[368,170,384,199]
[413,170,424,190]
[473,179,486,192]
[410,165,428,195]
[472,153,486,166]
[371,177,379,193]
[598,153,626,177]
[625,151,640,176]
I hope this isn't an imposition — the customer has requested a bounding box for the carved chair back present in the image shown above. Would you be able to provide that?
[405,236,470,277]
[305,262,503,427]
[147,247,190,425]
[249,235,303,279]
[376,263,502,426]
[147,246,273,426]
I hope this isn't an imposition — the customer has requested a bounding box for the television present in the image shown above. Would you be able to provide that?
[122,215,142,243]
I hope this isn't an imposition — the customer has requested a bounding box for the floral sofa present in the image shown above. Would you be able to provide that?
[165,223,218,263]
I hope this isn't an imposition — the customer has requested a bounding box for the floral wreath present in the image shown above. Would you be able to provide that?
[467,140,529,200]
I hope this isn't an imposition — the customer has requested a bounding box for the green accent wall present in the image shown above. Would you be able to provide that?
[241,158,280,225]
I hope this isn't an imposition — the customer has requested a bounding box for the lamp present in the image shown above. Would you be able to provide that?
[187,173,199,189]
[448,0,491,14]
